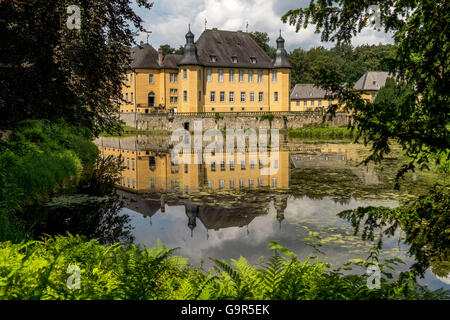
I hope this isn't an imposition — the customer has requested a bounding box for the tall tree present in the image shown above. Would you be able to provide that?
[282,0,449,179]
[159,44,175,56]
[249,31,275,58]
[0,0,153,135]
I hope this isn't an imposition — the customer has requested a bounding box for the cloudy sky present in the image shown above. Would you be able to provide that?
[132,0,394,51]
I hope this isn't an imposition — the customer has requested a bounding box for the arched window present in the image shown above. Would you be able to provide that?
[148,92,155,107]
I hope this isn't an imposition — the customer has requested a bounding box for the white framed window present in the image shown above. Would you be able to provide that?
[218,69,224,82]
[296,101,300,106]
[220,91,225,102]
[170,73,178,83]
[239,70,244,82]
[318,100,322,106]
[274,92,278,102]
[311,100,315,106]
[258,92,264,102]
[207,69,212,82]
[130,92,133,104]
[183,90,187,102]
[229,69,235,82]
[229,180,235,188]
[257,70,263,83]
[210,91,216,102]
[250,92,255,102]
[248,70,254,83]
[240,92,246,102]
[241,160,246,170]
[229,160,235,171]
[229,91,235,102]
[272,70,277,82]
[130,73,133,83]
[271,177,278,187]
[304,100,307,106]
[126,93,129,103]
[183,69,187,80]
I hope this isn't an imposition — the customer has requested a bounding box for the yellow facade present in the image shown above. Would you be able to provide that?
[290,98,341,112]
[121,68,182,114]
[121,66,291,114]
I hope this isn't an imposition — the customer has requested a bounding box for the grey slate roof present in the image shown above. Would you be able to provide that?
[162,54,183,69]
[129,44,160,69]
[290,84,332,100]
[128,29,292,70]
[354,71,390,91]
[194,29,274,68]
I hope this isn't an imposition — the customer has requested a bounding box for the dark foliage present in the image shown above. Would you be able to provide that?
[0,0,153,135]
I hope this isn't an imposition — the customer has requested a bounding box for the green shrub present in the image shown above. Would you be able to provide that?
[0,235,447,300]
[0,120,99,241]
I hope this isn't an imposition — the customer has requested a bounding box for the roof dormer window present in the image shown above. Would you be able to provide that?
[373,81,377,86]
[309,92,313,97]
[250,57,257,64]
[232,56,238,63]
[210,55,217,63]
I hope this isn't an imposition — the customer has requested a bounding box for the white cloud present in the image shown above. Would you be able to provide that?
[134,0,393,51]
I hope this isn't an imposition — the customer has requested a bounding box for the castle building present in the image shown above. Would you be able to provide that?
[354,71,390,102]
[290,71,390,111]
[290,84,339,111]
[121,27,291,114]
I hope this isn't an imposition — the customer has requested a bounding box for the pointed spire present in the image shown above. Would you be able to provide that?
[179,25,200,66]
[273,29,290,68]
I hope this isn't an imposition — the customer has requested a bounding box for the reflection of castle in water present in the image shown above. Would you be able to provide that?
[117,189,288,236]
[95,135,290,193]
[95,135,378,233]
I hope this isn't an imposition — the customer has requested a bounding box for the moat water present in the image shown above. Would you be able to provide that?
[95,134,450,290]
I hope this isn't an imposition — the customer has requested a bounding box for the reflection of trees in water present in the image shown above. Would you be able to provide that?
[23,156,134,245]
[32,195,134,245]
[337,185,450,278]
[289,168,369,204]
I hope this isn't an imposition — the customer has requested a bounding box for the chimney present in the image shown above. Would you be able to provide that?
[158,47,163,66]
[139,41,144,47]
[212,27,218,31]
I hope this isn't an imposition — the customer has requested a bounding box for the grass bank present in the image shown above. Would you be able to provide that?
[288,123,357,140]
[0,120,99,241]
